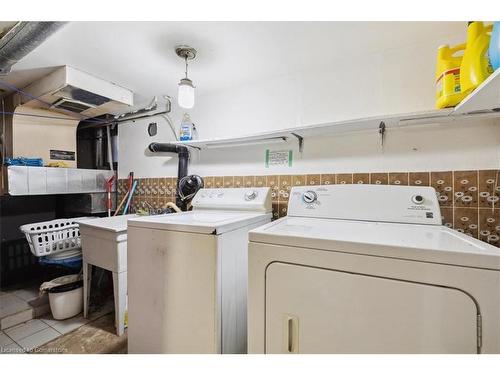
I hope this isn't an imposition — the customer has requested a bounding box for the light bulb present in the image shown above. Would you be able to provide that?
[178,78,195,109]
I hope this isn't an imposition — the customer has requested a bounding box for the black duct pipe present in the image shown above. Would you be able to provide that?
[148,142,190,210]
[0,22,66,75]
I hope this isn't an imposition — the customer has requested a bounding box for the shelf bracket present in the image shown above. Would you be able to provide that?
[291,133,304,153]
[378,121,386,149]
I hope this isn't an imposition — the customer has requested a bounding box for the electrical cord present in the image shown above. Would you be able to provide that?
[160,113,179,141]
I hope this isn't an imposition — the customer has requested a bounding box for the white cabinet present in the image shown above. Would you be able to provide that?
[265,263,478,354]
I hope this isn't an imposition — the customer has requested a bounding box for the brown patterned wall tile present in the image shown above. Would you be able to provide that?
[353,173,369,184]
[337,173,353,185]
[153,197,163,213]
[478,170,500,208]
[223,176,234,188]
[278,202,288,218]
[164,177,174,197]
[453,170,478,208]
[278,175,292,201]
[320,174,336,185]
[272,202,280,220]
[157,178,166,197]
[243,176,255,188]
[144,178,153,198]
[158,197,168,210]
[171,178,177,199]
[292,175,306,187]
[117,179,126,195]
[306,174,321,186]
[203,176,214,189]
[454,208,479,238]
[266,175,279,202]
[431,171,453,207]
[131,199,140,214]
[389,172,409,186]
[214,176,224,188]
[151,178,159,198]
[370,173,388,185]
[440,207,454,228]
[140,197,156,213]
[255,175,266,188]
[409,172,430,186]
[479,209,500,246]
[137,179,146,198]
[233,176,244,188]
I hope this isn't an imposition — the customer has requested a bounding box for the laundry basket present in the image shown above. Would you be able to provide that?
[20,218,89,257]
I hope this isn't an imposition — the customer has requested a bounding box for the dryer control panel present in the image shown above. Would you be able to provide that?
[288,184,441,225]
[191,187,272,213]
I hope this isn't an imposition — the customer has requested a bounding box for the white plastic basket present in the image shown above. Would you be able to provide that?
[20,218,84,257]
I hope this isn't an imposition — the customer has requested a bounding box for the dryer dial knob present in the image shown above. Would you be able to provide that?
[302,190,318,204]
[245,190,258,201]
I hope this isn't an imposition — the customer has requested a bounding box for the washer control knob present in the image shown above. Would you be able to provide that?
[412,195,425,204]
[302,190,318,204]
[245,190,258,201]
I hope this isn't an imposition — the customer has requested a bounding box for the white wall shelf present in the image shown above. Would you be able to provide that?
[170,69,500,150]
[453,68,500,115]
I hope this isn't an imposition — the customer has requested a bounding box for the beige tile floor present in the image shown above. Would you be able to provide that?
[0,286,50,330]
[0,300,114,353]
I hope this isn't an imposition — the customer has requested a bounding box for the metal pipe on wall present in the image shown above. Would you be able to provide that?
[148,142,190,210]
[0,22,66,75]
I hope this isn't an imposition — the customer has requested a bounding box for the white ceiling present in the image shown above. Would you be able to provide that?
[3,21,466,105]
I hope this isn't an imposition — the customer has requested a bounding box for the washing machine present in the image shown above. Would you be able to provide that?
[248,184,500,354]
[127,187,272,354]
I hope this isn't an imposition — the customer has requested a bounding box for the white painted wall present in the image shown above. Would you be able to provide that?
[118,37,500,178]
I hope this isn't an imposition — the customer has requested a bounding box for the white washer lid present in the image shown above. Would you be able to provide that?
[76,214,138,233]
[249,216,500,270]
[128,210,272,234]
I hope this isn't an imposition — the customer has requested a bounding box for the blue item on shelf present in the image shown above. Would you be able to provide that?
[4,157,44,167]
[39,254,82,270]
[490,22,500,71]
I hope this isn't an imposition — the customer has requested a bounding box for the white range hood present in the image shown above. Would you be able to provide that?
[15,65,134,118]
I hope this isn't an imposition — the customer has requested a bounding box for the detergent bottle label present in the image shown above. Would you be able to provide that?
[179,123,193,141]
[436,68,461,96]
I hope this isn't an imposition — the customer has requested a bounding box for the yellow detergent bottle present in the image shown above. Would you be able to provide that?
[460,21,494,95]
[435,43,467,108]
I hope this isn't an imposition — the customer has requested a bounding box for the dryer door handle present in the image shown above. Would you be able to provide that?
[286,316,299,354]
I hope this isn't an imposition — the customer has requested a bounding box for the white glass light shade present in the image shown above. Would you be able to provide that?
[178,78,195,109]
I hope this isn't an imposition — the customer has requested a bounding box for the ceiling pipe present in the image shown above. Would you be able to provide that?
[0,21,66,75]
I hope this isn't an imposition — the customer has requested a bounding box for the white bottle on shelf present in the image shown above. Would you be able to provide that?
[179,113,194,141]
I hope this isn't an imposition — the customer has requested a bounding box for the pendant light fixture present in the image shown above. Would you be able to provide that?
[175,45,197,109]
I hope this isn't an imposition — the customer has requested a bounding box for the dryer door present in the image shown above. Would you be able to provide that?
[265,263,479,354]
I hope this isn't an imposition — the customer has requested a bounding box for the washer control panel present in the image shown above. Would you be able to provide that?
[192,187,272,212]
[411,194,425,205]
[302,190,318,204]
[288,184,441,225]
